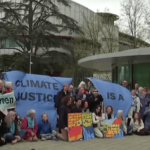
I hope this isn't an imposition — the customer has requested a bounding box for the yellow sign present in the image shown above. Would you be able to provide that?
[82,113,92,127]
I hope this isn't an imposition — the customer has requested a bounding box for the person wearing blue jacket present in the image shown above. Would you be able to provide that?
[38,113,57,141]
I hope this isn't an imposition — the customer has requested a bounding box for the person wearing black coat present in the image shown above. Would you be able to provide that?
[72,99,82,113]
[55,84,70,114]
[87,89,103,113]
[57,96,72,141]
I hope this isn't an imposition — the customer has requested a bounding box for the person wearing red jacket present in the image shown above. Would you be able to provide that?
[22,110,38,141]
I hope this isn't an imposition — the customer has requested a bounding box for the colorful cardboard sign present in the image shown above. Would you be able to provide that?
[103,119,123,138]
[68,113,83,142]
[82,113,93,128]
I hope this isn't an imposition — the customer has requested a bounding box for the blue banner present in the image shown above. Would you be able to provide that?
[89,78,132,117]
[4,71,72,130]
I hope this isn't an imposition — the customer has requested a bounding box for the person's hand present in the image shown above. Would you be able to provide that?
[64,127,69,132]
[31,132,35,137]
[1,137,5,143]
[15,135,21,141]
[137,128,140,132]
[140,104,143,107]
[124,129,127,135]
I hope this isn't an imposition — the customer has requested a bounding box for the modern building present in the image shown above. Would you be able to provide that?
[78,47,150,89]
[0,0,150,86]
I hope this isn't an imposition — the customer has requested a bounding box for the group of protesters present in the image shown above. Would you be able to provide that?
[0,79,150,146]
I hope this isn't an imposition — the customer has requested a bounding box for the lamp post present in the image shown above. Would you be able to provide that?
[28,40,33,74]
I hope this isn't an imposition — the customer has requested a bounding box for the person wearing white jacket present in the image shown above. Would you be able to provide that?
[127,90,140,126]
[92,105,105,138]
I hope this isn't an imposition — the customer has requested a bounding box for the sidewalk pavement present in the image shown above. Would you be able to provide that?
[1,135,150,150]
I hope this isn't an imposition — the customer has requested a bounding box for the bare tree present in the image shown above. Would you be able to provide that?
[74,11,119,81]
[120,0,148,48]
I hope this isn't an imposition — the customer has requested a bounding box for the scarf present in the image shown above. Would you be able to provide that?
[27,117,35,128]
[10,121,15,134]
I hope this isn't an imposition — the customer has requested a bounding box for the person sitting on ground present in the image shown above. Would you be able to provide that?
[92,105,105,138]
[143,101,150,131]
[57,96,72,141]
[72,99,82,113]
[22,109,38,141]
[116,110,132,135]
[5,82,14,93]
[82,101,90,113]
[38,113,57,141]
[105,106,114,120]
[130,112,150,135]
[3,111,26,144]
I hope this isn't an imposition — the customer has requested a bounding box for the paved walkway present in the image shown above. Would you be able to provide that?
[1,135,150,150]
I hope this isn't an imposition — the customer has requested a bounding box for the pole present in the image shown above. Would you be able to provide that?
[29,40,32,74]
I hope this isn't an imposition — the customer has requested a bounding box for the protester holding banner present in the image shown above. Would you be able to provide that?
[57,96,72,141]
[22,110,38,141]
[92,105,105,138]
[3,111,26,144]
[82,101,90,113]
[105,106,114,120]
[143,101,150,130]
[130,112,150,135]
[116,110,132,135]
[38,113,57,141]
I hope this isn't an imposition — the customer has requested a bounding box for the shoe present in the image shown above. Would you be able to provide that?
[41,138,46,141]
[52,130,57,136]
[41,134,47,138]
[46,135,52,140]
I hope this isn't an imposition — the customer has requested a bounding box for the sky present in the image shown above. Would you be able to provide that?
[72,0,122,16]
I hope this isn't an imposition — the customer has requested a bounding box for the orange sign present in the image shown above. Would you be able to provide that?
[68,113,82,142]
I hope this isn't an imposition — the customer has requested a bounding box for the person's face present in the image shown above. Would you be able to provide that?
[84,102,88,108]
[96,107,101,113]
[81,84,85,89]
[132,91,136,96]
[134,114,139,120]
[143,87,147,92]
[9,84,13,90]
[77,100,81,106]
[135,84,138,90]
[107,107,112,114]
[67,98,72,105]
[142,91,146,98]
[30,112,35,119]
[120,112,123,117]
[69,86,73,92]
[148,90,150,94]
[11,113,16,121]
[88,82,91,87]
[42,114,48,121]
[80,87,84,94]
[64,85,68,91]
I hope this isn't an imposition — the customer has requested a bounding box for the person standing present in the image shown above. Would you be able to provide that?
[55,84,69,114]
